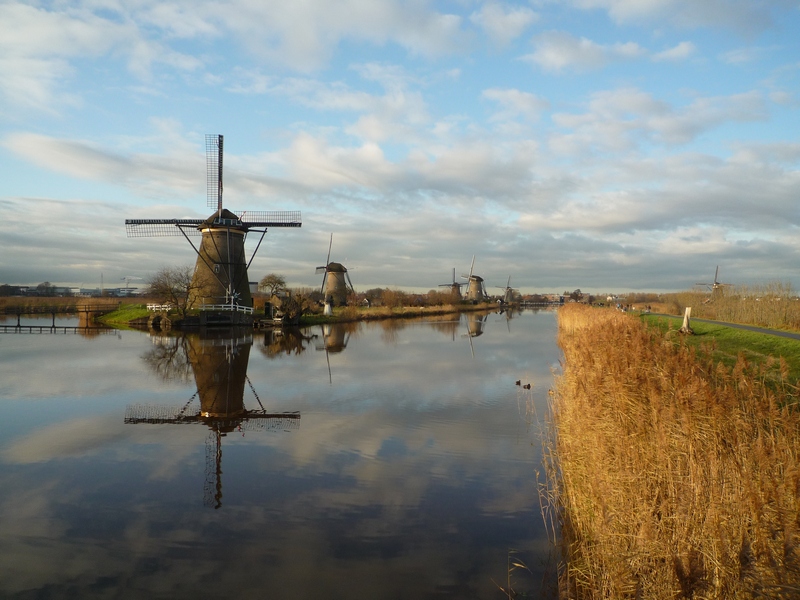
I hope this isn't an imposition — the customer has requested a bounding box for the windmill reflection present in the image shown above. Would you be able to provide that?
[465,312,488,338]
[126,328,300,509]
[258,327,316,359]
[315,323,353,383]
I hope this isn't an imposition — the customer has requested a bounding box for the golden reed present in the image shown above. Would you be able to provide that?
[546,304,800,598]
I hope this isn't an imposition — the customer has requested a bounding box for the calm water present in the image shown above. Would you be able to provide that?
[0,309,559,599]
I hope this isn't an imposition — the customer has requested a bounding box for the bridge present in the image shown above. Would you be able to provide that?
[0,303,121,327]
[0,324,117,334]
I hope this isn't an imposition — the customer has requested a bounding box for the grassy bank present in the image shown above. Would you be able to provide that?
[88,300,496,329]
[96,303,151,326]
[547,304,800,598]
[298,302,494,325]
[642,313,800,385]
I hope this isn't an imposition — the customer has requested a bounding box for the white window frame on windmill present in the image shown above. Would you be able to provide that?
[214,264,220,274]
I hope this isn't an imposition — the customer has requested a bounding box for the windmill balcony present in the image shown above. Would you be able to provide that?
[199,303,254,315]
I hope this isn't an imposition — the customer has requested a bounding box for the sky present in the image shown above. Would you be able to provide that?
[1,0,799,295]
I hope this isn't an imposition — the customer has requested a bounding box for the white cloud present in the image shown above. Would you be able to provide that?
[653,40,696,61]
[482,88,549,123]
[204,0,468,71]
[569,0,787,33]
[0,2,203,111]
[550,88,767,153]
[469,2,538,46]
[720,46,770,65]
[521,31,645,72]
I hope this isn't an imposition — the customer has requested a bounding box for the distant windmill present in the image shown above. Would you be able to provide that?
[696,266,732,293]
[125,135,301,322]
[461,256,487,302]
[438,268,463,299]
[315,233,354,307]
[496,275,516,305]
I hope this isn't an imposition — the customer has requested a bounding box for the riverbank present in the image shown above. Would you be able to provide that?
[85,300,508,329]
[547,304,800,598]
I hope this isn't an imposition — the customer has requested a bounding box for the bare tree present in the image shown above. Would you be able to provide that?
[259,273,287,296]
[148,266,198,318]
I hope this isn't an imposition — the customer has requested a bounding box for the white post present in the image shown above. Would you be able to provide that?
[680,306,693,334]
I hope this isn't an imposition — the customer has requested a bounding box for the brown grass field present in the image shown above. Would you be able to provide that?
[546,303,800,599]
[663,282,800,331]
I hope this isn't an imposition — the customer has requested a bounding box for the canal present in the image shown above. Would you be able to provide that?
[0,309,559,599]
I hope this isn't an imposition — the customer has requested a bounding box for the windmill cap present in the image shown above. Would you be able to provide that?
[326,262,347,273]
[200,208,245,229]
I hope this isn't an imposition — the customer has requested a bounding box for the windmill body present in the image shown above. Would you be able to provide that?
[461,256,487,302]
[316,234,354,307]
[125,135,301,323]
[438,268,463,299]
[465,276,486,302]
[496,275,516,305]
[321,263,351,306]
[188,208,252,309]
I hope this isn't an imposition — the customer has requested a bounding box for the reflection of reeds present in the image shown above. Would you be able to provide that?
[545,304,800,598]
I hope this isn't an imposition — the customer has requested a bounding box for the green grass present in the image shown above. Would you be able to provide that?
[97,303,151,326]
[642,313,800,385]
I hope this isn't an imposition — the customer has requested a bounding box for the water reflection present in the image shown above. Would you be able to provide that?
[259,327,316,358]
[127,328,301,508]
[0,310,559,599]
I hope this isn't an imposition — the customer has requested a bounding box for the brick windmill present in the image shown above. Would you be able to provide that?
[126,135,301,323]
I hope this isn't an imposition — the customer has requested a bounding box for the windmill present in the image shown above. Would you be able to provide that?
[696,266,732,294]
[461,256,487,302]
[315,233,354,307]
[125,135,301,323]
[496,275,516,305]
[438,268,463,299]
[125,331,300,509]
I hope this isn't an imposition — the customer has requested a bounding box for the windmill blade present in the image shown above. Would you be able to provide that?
[461,257,476,281]
[346,271,355,293]
[125,211,302,238]
[125,219,205,237]
[320,271,328,295]
[714,265,720,284]
[326,233,333,266]
[236,211,302,228]
[206,134,223,212]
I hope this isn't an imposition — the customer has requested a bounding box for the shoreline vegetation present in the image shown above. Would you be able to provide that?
[547,304,800,598]
[0,296,511,328]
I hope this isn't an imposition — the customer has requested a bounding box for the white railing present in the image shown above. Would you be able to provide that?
[199,303,254,314]
[147,303,175,311]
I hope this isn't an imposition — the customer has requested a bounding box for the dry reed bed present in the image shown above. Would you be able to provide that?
[665,282,800,330]
[547,303,800,598]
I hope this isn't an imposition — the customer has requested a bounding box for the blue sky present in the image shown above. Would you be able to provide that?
[1,0,799,294]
